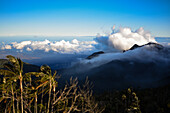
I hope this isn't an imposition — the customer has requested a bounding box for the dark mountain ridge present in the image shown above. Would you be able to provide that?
[59,42,170,92]
[124,42,163,52]
[86,51,104,59]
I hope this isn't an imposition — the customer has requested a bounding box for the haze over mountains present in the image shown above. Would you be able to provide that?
[59,42,170,90]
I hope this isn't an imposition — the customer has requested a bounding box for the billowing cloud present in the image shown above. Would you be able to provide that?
[95,27,157,51]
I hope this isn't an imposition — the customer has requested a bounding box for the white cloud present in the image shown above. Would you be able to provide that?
[12,41,31,49]
[1,45,12,49]
[1,39,97,54]
[96,27,157,50]
[26,47,32,51]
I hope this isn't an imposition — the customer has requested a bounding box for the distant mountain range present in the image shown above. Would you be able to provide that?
[59,42,170,92]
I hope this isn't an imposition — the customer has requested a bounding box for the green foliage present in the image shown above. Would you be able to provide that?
[121,88,141,113]
[0,55,102,113]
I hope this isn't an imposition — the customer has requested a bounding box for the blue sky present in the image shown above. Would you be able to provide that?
[0,0,170,37]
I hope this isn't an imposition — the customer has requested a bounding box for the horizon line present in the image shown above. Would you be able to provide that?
[0,35,97,37]
[0,35,170,38]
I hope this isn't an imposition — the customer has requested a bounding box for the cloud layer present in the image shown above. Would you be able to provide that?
[0,26,163,54]
[1,39,97,54]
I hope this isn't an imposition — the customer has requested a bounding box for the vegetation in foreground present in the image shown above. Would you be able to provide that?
[0,55,104,113]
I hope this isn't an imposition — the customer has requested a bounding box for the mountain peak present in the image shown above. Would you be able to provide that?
[86,51,104,59]
[124,42,163,52]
